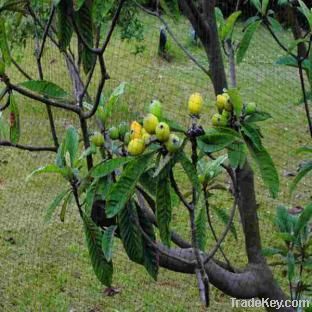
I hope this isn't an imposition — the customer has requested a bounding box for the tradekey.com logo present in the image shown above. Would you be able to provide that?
[231,298,310,310]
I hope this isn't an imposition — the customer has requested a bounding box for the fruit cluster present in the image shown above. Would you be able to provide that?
[212,91,257,127]
[92,91,257,156]
[128,100,181,156]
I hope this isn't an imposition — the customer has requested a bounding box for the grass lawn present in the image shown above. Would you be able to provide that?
[0,13,311,312]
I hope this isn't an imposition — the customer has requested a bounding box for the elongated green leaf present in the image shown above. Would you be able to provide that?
[91,157,131,178]
[227,88,243,117]
[118,201,143,263]
[83,214,113,286]
[261,0,269,14]
[237,20,261,64]
[75,1,96,74]
[26,164,71,181]
[139,168,157,196]
[276,56,310,71]
[156,168,172,247]
[245,111,272,123]
[215,7,225,29]
[275,205,295,234]
[221,11,241,40]
[153,153,176,178]
[287,38,309,53]
[137,205,159,280]
[196,206,207,251]
[290,161,312,193]
[267,16,283,32]
[228,142,247,169]
[0,111,9,139]
[298,0,312,29]
[106,152,155,218]
[197,128,241,154]
[19,80,69,99]
[295,203,312,235]
[57,0,73,51]
[102,225,117,262]
[277,232,295,243]
[241,123,262,150]
[178,152,201,195]
[250,0,261,12]
[45,189,70,222]
[9,93,20,144]
[287,251,295,281]
[212,206,237,240]
[261,247,285,257]
[0,17,11,64]
[97,82,126,123]
[198,155,227,182]
[296,146,312,154]
[247,141,279,198]
[60,191,72,222]
[64,126,79,165]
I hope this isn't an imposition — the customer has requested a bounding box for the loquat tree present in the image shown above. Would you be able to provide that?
[0,0,311,311]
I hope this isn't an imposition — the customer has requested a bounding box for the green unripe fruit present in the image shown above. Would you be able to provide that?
[118,121,128,140]
[91,132,105,147]
[165,134,181,153]
[224,100,233,112]
[109,126,120,140]
[143,113,159,134]
[128,139,145,156]
[124,132,131,145]
[0,59,5,76]
[222,110,230,119]
[198,175,205,184]
[149,100,163,120]
[245,102,257,115]
[155,122,170,142]
[212,113,228,127]
[142,132,151,145]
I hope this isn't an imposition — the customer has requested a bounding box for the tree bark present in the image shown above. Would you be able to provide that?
[178,0,227,94]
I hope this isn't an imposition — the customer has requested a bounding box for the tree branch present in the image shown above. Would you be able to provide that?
[82,55,109,119]
[203,198,237,264]
[11,58,33,80]
[0,140,57,152]
[4,79,80,113]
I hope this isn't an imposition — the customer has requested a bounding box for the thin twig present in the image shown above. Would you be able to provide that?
[204,198,238,264]
[11,59,33,80]
[31,4,59,148]
[203,188,234,270]
[298,59,312,138]
[38,5,56,60]
[82,55,109,119]
[264,18,297,59]
[0,88,9,110]
[0,140,57,152]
